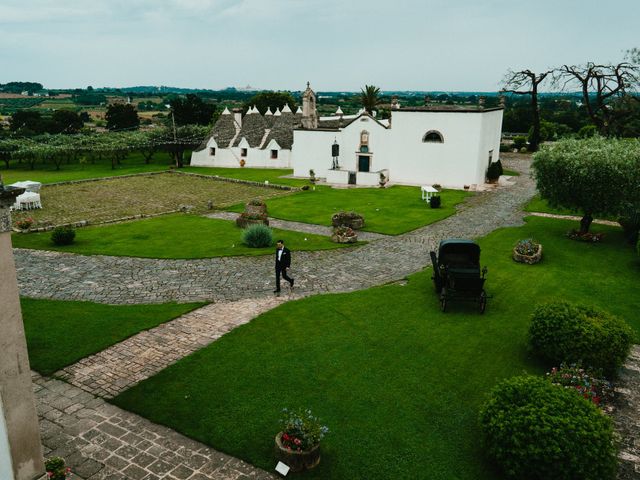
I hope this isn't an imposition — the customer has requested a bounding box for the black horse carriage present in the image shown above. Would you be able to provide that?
[430,239,488,313]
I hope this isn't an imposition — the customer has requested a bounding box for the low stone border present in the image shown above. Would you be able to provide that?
[43,169,297,191]
[13,209,181,233]
[172,170,298,191]
[44,170,169,187]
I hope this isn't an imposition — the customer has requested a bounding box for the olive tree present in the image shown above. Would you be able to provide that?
[532,136,640,233]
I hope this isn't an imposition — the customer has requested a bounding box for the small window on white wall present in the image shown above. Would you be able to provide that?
[422,131,444,143]
[241,148,247,157]
[209,147,216,156]
[271,149,278,159]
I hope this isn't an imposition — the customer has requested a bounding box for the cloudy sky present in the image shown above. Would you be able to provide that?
[0,0,637,92]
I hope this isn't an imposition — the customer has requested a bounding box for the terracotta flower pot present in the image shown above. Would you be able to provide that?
[275,432,321,472]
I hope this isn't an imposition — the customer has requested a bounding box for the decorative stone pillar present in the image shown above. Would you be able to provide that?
[0,187,46,480]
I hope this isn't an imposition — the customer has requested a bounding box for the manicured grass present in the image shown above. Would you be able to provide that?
[22,298,205,375]
[525,194,577,216]
[183,166,307,187]
[12,214,360,258]
[229,185,472,235]
[525,194,618,221]
[112,217,640,479]
[1,152,175,184]
[11,173,289,230]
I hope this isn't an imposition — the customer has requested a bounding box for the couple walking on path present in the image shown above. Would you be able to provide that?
[274,239,294,296]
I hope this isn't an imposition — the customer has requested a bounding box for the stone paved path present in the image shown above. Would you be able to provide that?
[204,212,390,241]
[614,345,640,479]
[35,372,275,480]
[56,296,298,398]
[14,158,536,305]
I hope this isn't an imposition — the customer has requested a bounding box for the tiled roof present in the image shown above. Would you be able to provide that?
[263,112,302,150]
[233,112,268,147]
[194,113,237,151]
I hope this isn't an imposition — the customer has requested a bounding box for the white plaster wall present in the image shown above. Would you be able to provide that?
[190,139,291,168]
[356,171,380,186]
[475,109,504,181]
[292,130,337,177]
[292,109,503,188]
[293,117,391,178]
[388,111,485,188]
[325,169,349,184]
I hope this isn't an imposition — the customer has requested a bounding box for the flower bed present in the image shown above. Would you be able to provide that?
[546,364,614,408]
[512,238,542,264]
[567,230,604,242]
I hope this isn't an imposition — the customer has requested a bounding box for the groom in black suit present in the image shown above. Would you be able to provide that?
[274,239,294,295]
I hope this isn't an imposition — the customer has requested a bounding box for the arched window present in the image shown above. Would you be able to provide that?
[422,130,444,143]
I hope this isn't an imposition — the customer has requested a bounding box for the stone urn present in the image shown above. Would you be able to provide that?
[275,432,321,472]
[513,243,543,264]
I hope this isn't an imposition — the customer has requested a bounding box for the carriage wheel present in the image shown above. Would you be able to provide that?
[479,291,487,314]
[440,289,447,312]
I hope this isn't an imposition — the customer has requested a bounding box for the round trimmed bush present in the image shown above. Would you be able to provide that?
[241,224,273,248]
[479,375,616,480]
[528,301,634,377]
[51,226,76,246]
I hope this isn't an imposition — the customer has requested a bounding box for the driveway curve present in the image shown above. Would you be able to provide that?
[15,158,535,304]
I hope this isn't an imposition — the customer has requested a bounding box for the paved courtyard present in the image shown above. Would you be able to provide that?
[15,157,640,478]
[14,159,535,305]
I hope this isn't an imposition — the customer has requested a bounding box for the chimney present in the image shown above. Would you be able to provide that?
[232,108,242,128]
[478,96,486,107]
[499,95,506,108]
[391,95,399,110]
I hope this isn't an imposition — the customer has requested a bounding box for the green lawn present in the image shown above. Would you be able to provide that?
[229,186,472,235]
[183,166,307,187]
[112,217,640,479]
[525,194,618,221]
[22,299,205,375]
[525,194,577,216]
[1,152,174,184]
[502,169,520,177]
[12,214,360,258]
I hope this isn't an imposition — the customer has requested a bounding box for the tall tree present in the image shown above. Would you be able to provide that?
[105,103,140,131]
[170,94,218,126]
[242,91,298,115]
[554,62,639,135]
[501,69,552,152]
[51,110,83,134]
[532,136,640,234]
[360,85,381,114]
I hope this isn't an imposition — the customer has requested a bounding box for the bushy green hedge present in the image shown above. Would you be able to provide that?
[529,301,634,377]
[51,226,76,246]
[479,375,617,480]
[241,224,273,248]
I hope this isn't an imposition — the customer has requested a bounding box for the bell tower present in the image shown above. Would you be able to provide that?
[301,82,318,129]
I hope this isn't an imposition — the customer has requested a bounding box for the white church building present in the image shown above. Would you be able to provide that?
[191,84,504,189]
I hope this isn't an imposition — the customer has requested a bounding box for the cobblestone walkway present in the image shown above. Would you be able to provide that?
[204,212,390,241]
[35,373,275,480]
[614,345,640,479]
[14,159,536,304]
[56,296,297,398]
